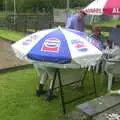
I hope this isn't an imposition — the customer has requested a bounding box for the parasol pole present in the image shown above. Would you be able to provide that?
[66,0,70,19]
[13,0,16,24]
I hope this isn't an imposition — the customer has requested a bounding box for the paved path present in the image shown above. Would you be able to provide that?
[0,39,28,70]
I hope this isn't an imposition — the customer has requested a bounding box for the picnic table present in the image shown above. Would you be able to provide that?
[34,62,97,114]
[67,94,120,120]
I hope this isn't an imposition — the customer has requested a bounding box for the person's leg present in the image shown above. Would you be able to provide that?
[36,69,48,96]
[35,65,56,99]
[45,68,57,100]
[39,70,48,89]
[48,68,56,87]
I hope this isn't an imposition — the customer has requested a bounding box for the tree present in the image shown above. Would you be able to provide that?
[70,0,88,8]
[0,0,4,11]
[1,0,89,13]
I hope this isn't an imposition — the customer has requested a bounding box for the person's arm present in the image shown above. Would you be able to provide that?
[65,17,72,28]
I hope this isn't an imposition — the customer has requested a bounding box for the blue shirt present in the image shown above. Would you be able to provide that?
[65,13,85,32]
[88,34,104,51]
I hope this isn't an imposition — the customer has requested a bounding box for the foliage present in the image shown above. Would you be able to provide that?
[0,0,89,13]
[0,0,3,10]
[0,12,8,19]
[70,0,88,8]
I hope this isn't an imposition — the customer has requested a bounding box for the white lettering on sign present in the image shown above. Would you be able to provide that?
[112,8,120,13]
[85,8,102,14]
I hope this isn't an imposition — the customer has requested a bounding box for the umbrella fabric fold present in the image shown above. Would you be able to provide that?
[84,0,120,15]
[12,27,102,67]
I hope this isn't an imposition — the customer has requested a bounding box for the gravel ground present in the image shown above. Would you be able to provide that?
[0,39,28,69]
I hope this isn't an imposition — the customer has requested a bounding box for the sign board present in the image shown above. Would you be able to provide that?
[53,8,66,23]
[53,8,75,23]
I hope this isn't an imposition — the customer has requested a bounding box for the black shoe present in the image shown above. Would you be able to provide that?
[36,84,46,96]
[112,76,117,85]
[46,89,53,101]
[46,89,57,101]
[36,89,46,96]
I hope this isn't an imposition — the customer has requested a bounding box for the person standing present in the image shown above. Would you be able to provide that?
[65,9,87,32]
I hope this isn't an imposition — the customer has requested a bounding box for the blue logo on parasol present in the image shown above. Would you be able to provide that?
[41,38,61,53]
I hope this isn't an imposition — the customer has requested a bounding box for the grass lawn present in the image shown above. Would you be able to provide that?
[97,19,120,27]
[0,68,65,120]
[0,29,26,42]
[0,67,108,120]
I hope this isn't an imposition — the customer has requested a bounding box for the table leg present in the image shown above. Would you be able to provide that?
[57,69,66,114]
[91,66,97,96]
[108,73,113,92]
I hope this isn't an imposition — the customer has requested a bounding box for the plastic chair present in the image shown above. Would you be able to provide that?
[104,56,120,91]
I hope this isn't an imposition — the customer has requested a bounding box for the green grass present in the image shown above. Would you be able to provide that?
[0,68,65,120]
[0,67,107,120]
[0,29,26,42]
[97,19,120,27]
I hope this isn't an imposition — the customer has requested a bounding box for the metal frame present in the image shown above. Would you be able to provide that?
[47,67,97,114]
